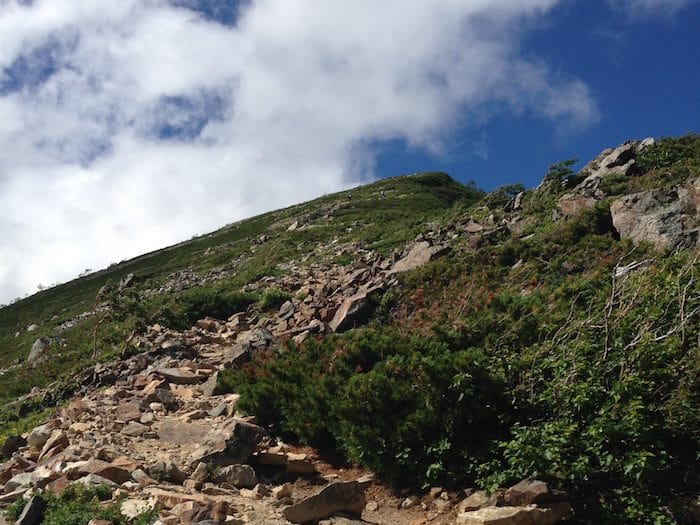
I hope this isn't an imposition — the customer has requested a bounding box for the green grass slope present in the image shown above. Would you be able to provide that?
[0,172,481,420]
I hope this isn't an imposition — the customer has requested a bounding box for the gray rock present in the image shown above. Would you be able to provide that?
[610,178,699,250]
[278,300,296,320]
[158,421,210,445]
[505,479,562,506]
[26,424,52,449]
[458,490,493,512]
[27,338,50,362]
[223,344,250,369]
[216,464,258,488]
[555,140,644,219]
[189,420,265,467]
[122,422,149,437]
[390,241,450,274]
[282,480,366,524]
[200,371,226,396]
[456,502,571,525]
[329,284,385,333]
[157,366,207,384]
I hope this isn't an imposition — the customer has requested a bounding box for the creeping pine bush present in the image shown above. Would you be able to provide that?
[156,286,257,329]
[226,328,511,487]
[227,241,698,523]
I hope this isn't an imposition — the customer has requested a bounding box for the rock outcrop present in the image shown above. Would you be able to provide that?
[555,138,654,219]
[610,177,699,249]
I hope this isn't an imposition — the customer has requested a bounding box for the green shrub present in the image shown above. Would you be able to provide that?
[157,286,257,329]
[259,288,292,311]
[5,483,157,525]
[227,328,510,487]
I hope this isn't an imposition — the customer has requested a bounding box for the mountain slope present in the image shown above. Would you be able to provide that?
[1,134,698,524]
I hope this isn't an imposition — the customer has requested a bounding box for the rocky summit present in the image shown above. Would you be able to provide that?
[0,134,698,524]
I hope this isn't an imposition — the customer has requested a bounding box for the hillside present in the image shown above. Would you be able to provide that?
[0,135,698,524]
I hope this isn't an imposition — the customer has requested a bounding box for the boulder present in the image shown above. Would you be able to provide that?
[5,469,57,492]
[157,367,207,385]
[199,372,226,396]
[122,422,149,437]
[27,338,50,362]
[504,480,561,506]
[390,241,450,274]
[189,420,265,467]
[223,344,250,369]
[38,429,69,460]
[216,464,258,488]
[554,140,644,219]
[610,178,699,250]
[115,403,141,423]
[329,284,384,333]
[456,503,571,525]
[27,424,52,449]
[459,490,493,512]
[120,499,156,520]
[282,480,367,524]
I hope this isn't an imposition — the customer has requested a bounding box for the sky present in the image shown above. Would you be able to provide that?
[0,0,698,304]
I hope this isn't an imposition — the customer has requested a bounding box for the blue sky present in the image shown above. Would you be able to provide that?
[0,0,698,303]
[376,1,700,188]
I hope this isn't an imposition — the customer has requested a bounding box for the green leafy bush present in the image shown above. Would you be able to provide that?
[5,483,157,525]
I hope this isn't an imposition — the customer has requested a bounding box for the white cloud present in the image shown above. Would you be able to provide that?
[0,0,598,304]
[606,0,696,15]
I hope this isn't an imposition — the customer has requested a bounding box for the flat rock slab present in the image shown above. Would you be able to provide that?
[283,481,366,524]
[157,420,210,445]
[157,367,209,384]
[116,402,143,422]
[64,459,132,485]
[144,488,232,510]
[389,241,450,274]
[457,503,571,525]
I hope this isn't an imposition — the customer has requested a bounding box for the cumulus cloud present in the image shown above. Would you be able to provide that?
[0,0,598,304]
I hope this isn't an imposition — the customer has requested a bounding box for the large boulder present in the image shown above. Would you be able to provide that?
[610,177,699,250]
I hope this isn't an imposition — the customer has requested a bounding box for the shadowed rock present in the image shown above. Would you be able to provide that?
[282,480,366,524]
